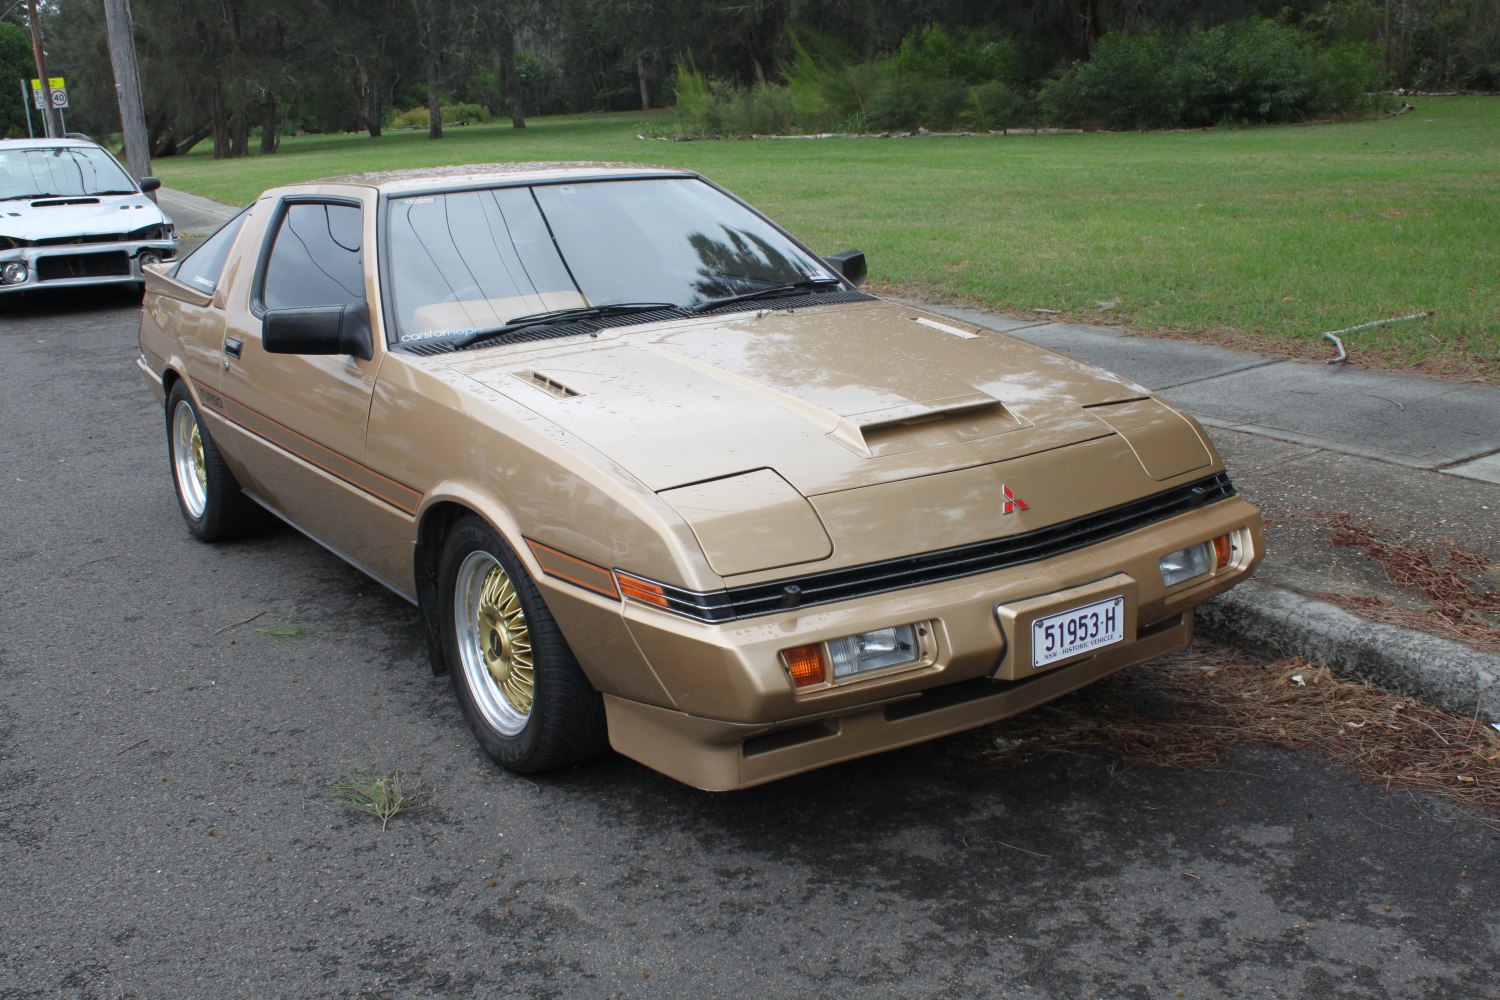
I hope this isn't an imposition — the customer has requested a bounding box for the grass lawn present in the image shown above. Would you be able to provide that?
[153,98,1500,381]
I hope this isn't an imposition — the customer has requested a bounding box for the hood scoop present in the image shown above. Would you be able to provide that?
[829,393,1030,458]
[32,197,101,208]
[514,369,583,398]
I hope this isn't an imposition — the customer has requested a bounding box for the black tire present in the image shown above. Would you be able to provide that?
[165,381,266,542]
[439,515,608,774]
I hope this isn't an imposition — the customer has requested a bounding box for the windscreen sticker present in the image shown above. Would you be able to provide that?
[400,328,480,343]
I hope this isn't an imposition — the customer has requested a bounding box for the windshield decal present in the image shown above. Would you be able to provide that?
[400,328,481,343]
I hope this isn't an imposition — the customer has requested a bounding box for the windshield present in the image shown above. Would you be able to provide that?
[0,145,138,199]
[385,176,834,344]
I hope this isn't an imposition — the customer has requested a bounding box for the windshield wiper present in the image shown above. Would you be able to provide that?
[451,301,678,349]
[0,192,63,201]
[690,276,844,314]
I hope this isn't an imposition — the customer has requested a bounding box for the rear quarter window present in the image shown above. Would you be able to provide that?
[173,208,250,295]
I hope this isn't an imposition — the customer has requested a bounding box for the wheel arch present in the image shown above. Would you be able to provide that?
[413,487,532,677]
[160,365,184,401]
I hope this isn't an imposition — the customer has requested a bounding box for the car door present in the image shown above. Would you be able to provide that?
[216,192,416,590]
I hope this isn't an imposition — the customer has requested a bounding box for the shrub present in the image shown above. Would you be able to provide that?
[959,80,1029,131]
[1314,40,1390,113]
[1178,19,1321,125]
[1041,19,1387,130]
[890,25,1023,87]
[1040,30,1182,129]
[725,84,797,135]
[675,59,797,135]
[787,24,1034,134]
[674,59,719,132]
[784,30,880,130]
[387,102,491,129]
[867,75,968,131]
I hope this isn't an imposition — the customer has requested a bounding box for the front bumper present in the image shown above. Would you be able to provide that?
[0,239,178,293]
[591,495,1262,790]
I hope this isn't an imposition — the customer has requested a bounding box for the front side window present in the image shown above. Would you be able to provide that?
[386,177,831,345]
[261,202,365,311]
[0,145,138,200]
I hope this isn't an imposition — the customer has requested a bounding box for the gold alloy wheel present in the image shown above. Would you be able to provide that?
[191,425,206,493]
[455,551,535,735]
[171,400,208,519]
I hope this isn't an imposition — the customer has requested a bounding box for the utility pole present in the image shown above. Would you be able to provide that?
[24,0,61,138]
[103,0,153,186]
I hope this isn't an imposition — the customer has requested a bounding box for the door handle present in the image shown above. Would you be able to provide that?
[225,337,243,359]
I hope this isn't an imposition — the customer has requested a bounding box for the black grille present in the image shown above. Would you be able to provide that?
[403,339,461,357]
[37,252,130,281]
[398,290,878,355]
[640,472,1238,623]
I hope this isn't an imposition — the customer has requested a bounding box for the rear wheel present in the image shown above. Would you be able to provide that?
[166,381,265,541]
[439,515,607,773]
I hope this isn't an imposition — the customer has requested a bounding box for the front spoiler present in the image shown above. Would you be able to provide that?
[603,608,1192,791]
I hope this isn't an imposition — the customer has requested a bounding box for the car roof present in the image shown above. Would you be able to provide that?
[0,138,102,151]
[304,161,697,196]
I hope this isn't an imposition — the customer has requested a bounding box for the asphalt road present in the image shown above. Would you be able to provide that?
[1,288,1497,999]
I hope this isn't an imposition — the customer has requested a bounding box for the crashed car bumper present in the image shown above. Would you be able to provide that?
[0,239,178,293]
[572,494,1263,790]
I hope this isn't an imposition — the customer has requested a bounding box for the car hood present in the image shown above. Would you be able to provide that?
[0,193,170,242]
[441,300,1182,497]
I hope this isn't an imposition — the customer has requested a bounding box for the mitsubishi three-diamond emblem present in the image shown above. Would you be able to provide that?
[1001,484,1029,515]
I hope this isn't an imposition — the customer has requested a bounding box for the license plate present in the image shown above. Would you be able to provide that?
[1031,596,1125,669]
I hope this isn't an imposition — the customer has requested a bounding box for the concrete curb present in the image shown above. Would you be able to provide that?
[1197,579,1500,720]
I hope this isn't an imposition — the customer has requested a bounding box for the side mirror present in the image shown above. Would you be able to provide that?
[139,176,162,193]
[825,250,867,287]
[263,303,373,360]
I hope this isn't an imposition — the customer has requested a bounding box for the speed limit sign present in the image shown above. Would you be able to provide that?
[30,77,68,109]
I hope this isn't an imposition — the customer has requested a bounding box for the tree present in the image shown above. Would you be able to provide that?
[312,0,411,137]
[1,22,40,138]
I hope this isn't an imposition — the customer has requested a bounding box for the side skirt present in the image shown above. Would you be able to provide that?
[243,489,419,606]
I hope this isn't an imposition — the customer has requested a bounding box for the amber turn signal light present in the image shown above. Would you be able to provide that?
[615,572,669,608]
[1213,533,1233,569]
[781,644,827,687]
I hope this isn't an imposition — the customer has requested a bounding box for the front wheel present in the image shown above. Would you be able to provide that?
[439,515,607,773]
[166,381,265,541]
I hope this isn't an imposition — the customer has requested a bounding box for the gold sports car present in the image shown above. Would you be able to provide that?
[138,164,1262,790]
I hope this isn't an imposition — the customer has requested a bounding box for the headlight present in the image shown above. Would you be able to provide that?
[828,626,920,679]
[781,623,925,688]
[1159,533,1234,587]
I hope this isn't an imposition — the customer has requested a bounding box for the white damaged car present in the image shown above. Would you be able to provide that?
[0,137,177,295]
